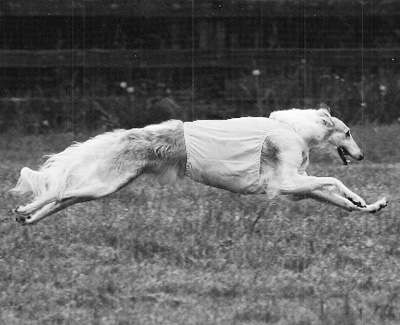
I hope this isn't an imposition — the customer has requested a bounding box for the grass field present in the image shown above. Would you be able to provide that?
[1,124,400,324]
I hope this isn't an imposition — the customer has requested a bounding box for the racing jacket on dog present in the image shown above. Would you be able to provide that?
[183,117,286,194]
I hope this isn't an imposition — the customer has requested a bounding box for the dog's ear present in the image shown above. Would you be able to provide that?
[317,105,334,128]
[318,103,331,114]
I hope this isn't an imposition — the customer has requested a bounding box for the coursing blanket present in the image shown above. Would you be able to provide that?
[183,117,287,194]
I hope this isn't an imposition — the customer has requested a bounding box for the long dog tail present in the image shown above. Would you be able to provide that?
[10,129,128,200]
[10,144,98,201]
[10,167,48,198]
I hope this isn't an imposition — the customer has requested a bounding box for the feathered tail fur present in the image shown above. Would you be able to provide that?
[10,120,187,201]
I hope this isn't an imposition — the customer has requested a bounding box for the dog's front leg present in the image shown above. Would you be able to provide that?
[287,190,360,211]
[318,178,368,208]
[277,174,367,208]
[292,189,387,213]
[320,180,388,212]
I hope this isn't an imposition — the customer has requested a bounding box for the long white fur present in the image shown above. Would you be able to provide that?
[13,130,128,200]
[10,107,388,225]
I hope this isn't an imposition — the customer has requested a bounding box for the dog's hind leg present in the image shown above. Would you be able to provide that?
[12,169,139,215]
[13,198,57,216]
[15,197,92,225]
[15,179,136,225]
[12,167,143,225]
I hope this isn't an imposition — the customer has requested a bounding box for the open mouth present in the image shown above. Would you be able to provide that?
[337,147,350,165]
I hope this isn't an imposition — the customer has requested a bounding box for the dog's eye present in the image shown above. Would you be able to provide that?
[345,131,351,137]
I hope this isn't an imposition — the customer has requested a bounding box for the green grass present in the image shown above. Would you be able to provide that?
[1,125,400,324]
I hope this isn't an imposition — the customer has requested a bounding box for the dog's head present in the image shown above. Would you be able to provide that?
[270,105,364,165]
[318,105,364,165]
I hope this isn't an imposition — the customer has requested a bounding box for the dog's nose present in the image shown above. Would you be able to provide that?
[357,153,364,161]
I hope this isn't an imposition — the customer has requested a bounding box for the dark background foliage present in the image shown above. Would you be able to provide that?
[1,0,400,133]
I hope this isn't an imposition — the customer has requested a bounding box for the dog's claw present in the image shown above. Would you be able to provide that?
[12,206,24,215]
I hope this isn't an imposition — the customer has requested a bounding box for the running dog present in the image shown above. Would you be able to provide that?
[10,104,388,225]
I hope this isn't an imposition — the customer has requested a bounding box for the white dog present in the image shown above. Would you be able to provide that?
[10,104,387,225]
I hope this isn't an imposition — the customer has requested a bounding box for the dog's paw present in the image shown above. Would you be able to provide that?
[11,207,20,214]
[15,214,33,225]
[368,197,388,214]
[12,206,27,215]
[15,215,27,225]
[12,205,33,216]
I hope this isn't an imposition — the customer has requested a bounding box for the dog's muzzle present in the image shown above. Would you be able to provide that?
[337,147,364,165]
